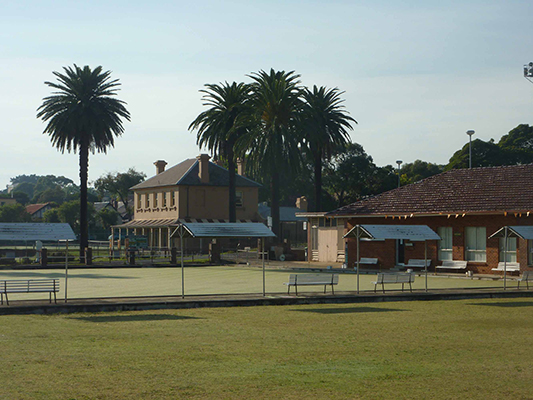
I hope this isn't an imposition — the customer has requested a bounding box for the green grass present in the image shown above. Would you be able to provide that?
[0,267,509,300]
[2,298,533,399]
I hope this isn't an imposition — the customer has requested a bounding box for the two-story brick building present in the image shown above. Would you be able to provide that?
[114,154,261,249]
[299,164,533,274]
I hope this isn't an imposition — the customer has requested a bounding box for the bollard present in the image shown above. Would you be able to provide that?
[41,248,48,267]
[85,247,93,266]
[171,247,177,264]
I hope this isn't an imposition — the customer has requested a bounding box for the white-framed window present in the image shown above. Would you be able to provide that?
[163,192,167,207]
[171,191,176,207]
[145,193,150,209]
[136,193,141,208]
[499,237,517,263]
[465,227,486,262]
[438,227,453,261]
[236,191,243,208]
[154,193,158,207]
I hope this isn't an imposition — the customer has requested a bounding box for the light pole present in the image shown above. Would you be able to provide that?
[396,160,403,188]
[466,130,475,168]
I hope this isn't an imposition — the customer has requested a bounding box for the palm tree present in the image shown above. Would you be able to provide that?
[37,65,130,261]
[302,85,356,211]
[189,82,251,222]
[239,69,304,238]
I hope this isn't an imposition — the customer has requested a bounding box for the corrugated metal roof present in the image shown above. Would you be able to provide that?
[489,225,533,240]
[0,223,76,241]
[344,224,440,241]
[171,222,276,238]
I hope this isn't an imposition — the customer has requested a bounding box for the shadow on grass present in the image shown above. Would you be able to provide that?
[469,301,533,308]
[290,307,405,314]
[0,271,137,279]
[71,314,200,323]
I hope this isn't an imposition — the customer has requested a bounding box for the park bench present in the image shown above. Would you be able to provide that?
[0,279,59,306]
[284,274,339,295]
[405,259,431,269]
[491,262,520,272]
[517,271,533,290]
[436,260,468,271]
[354,258,378,270]
[372,272,415,293]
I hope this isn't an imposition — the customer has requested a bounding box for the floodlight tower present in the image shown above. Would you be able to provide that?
[396,160,403,188]
[524,62,533,84]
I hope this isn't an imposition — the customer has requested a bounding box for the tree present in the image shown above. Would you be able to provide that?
[301,85,356,211]
[11,191,30,205]
[399,160,444,185]
[323,143,377,207]
[43,208,60,223]
[56,200,96,236]
[98,207,120,231]
[239,69,304,238]
[37,65,130,261]
[0,204,32,222]
[94,168,146,218]
[189,82,251,222]
[445,139,507,170]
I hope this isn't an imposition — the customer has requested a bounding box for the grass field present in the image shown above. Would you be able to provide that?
[2,297,533,399]
[0,266,511,300]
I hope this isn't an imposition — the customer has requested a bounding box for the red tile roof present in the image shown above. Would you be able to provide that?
[25,203,51,215]
[330,164,533,216]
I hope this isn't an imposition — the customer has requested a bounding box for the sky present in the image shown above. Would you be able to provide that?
[1,0,533,190]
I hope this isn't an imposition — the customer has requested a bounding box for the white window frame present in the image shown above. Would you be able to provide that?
[499,237,517,263]
[465,227,486,262]
[438,227,453,261]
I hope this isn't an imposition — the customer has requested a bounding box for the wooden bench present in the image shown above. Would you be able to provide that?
[284,274,339,295]
[371,273,415,293]
[436,260,468,271]
[491,262,520,272]
[517,271,533,289]
[0,279,59,306]
[406,259,432,269]
[354,258,378,270]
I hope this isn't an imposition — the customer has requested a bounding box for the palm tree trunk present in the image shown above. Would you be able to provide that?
[314,152,323,211]
[79,142,89,262]
[271,171,280,240]
[227,141,236,223]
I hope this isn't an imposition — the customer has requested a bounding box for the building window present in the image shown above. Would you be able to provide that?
[145,193,150,209]
[171,191,176,207]
[499,237,517,263]
[236,191,243,208]
[136,193,141,208]
[465,227,486,262]
[154,193,158,208]
[319,218,325,227]
[163,192,167,207]
[438,227,453,261]
[311,225,318,251]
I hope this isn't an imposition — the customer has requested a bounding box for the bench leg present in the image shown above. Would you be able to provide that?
[402,283,405,292]
[5,293,8,306]
[331,284,335,295]
[1,293,3,305]
[295,285,298,296]
[324,285,327,294]
[374,284,377,293]
[409,282,412,293]
[382,283,385,294]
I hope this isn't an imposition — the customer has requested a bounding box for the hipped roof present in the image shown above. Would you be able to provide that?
[131,158,261,190]
[330,164,533,217]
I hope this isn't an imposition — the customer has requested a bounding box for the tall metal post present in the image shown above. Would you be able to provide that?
[467,130,475,169]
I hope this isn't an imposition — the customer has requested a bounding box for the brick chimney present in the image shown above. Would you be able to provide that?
[197,154,211,183]
[295,196,308,211]
[237,158,245,176]
[154,160,167,175]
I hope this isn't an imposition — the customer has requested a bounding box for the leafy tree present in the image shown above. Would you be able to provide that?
[12,191,30,205]
[399,160,444,185]
[323,143,377,207]
[98,207,120,231]
[37,64,130,260]
[499,124,533,151]
[56,200,96,235]
[12,182,35,199]
[32,186,65,204]
[239,69,304,238]
[189,82,252,222]
[43,208,60,223]
[94,168,146,218]
[445,139,508,170]
[0,204,32,222]
[10,174,40,185]
[301,85,356,211]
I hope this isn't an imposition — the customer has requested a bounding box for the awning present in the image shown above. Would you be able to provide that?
[344,224,441,241]
[0,223,76,241]
[171,222,276,239]
[113,218,260,229]
[489,226,533,240]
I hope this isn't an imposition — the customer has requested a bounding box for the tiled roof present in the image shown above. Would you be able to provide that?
[25,203,51,215]
[330,164,533,216]
[131,158,260,190]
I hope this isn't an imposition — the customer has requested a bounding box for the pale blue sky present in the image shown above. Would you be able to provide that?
[1,0,532,189]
